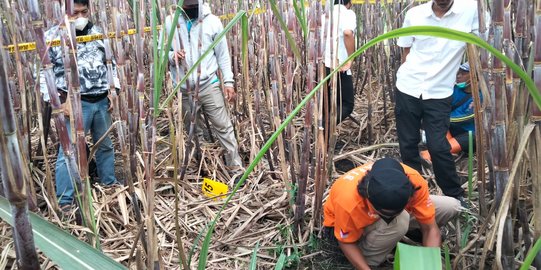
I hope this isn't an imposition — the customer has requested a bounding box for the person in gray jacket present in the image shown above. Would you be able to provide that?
[162,0,243,183]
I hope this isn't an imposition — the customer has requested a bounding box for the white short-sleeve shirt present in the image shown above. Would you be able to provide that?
[323,4,357,75]
[396,0,479,99]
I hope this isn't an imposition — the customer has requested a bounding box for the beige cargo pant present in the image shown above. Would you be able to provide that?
[359,195,461,266]
[181,82,243,170]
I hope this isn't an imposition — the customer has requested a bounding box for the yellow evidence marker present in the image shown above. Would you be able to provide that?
[202,178,228,200]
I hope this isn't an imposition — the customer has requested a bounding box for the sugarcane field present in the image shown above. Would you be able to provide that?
[1,0,541,269]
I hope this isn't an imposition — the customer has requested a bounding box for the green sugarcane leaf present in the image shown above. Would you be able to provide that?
[0,196,126,270]
[159,10,246,113]
[520,237,541,270]
[241,11,249,68]
[189,221,210,266]
[196,25,540,269]
[155,0,185,116]
[292,0,308,39]
[394,243,441,270]
[461,221,473,247]
[364,26,540,110]
[468,131,473,199]
[151,0,159,112]
[249,241,260,270]
[274,251,287,270]
[444,244,452,270]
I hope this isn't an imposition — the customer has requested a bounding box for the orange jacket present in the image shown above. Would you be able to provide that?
[323,162,436,243]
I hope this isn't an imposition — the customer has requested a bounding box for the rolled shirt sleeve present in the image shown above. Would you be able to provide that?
[397,12,413,48]
[405,173,436,225]
[334,205,364,243]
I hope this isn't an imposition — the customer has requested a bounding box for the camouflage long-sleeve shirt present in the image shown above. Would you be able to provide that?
[39,23,119,102]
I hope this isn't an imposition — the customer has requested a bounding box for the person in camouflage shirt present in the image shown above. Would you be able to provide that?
[40,0,120,210]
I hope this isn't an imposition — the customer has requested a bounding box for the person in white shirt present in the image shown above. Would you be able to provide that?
[395,0,478,204]
[323,0,356,129]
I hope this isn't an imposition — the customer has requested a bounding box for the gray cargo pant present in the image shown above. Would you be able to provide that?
[181,82,243,170]
[359,195,460,266]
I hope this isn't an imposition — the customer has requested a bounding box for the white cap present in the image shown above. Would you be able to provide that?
[459,62,470,72]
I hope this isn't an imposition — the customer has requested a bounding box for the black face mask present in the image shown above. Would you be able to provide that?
[184,7,199,19]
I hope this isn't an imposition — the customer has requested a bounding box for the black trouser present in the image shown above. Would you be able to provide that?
[450,125,476,152]
[395,90,464,198]
[324,67,355,126]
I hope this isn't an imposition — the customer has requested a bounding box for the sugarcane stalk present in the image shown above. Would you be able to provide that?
[481,0,514,267]
[162,1,202,193]
[240,13,258,167]
[313,0,327,226]
[529,5,541,268]
[142,82,158,270]
[382,7,394,129]
[258,12,281,174]
[468,1,494,215]
[3,1,38,212]
[466,45,488,216]
[167,108,189,270]
[295,2,313,228]
[504,0,534,262]
[283,10,299,188]
[0,30,40,270]
[252,21,276,174]
[27,0,84,226]
[364,4,374,144]
[159,3,189,269]
[529,127,541,269]
[268,26,292,206]
[99,0,145,254]
[32,0,61,213]
[326,1,338,155]
[512,2,529,236]
[479,0,496,199]
[146,0,160,267]
[120,0,150,258]
[61,11,97,237]
[275,13,294,177]
[142,112,159,270]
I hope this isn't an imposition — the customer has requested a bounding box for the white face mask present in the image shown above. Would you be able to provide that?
[74,17,89,31]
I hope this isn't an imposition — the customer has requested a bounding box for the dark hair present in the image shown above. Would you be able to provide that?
[356,172,370,198]
[334,0,352,5]
[74,0,89,6]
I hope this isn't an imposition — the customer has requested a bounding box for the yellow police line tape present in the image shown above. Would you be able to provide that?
[5,0,419,54]
[4,8,267,53]
[6,27,156,53]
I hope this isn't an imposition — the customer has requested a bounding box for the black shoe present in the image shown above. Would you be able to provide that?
[59,204,83,225]
[457,196,470,209]
[59,204,73,215]
[405,227,447,244]
[405,228,423,244]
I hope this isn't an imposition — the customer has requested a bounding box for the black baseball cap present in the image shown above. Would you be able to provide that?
[366,158,413,212]
[183,0,198,6]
